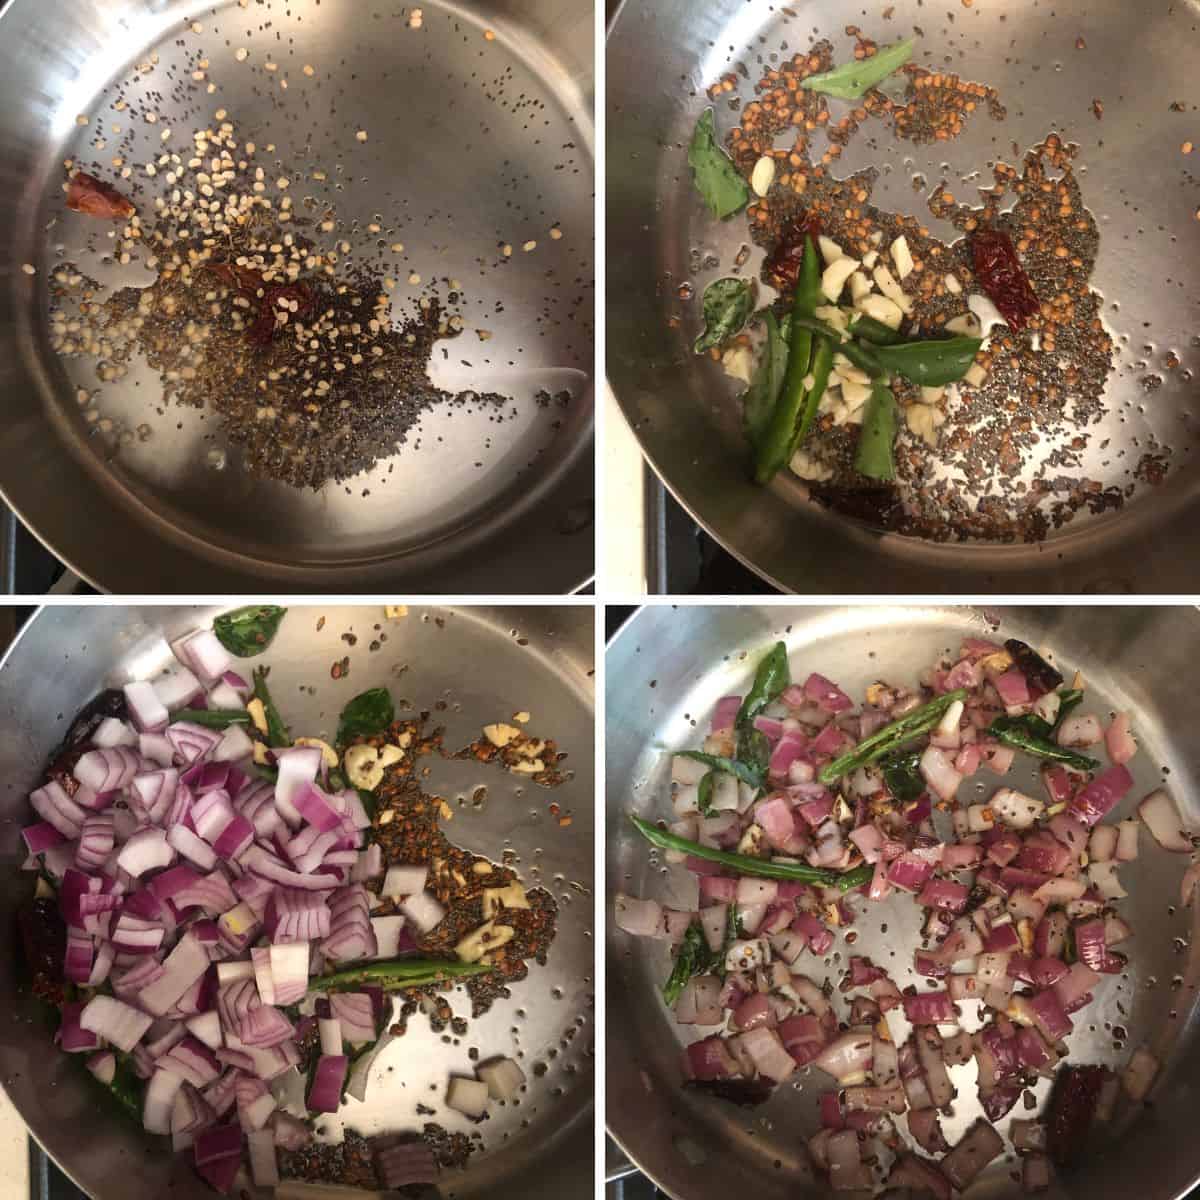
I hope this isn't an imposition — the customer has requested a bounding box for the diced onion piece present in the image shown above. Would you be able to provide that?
[477,1057,526,1102]
[248,1129,280,1187]
[1138,788,1192,852]
[382,863,428,898]
[446,1076,490,1118]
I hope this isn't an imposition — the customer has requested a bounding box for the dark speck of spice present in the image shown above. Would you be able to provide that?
[331,656,350,680]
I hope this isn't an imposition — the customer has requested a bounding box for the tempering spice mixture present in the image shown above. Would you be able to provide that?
[710,32,1155,542]
[247,711,568,1189]
[50,123,508,489]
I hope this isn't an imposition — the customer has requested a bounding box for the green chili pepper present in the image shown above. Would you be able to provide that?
[988,716,1099,771]
[854,382,899,481]
[309,958,491,993]
[251,666,291,748]
[170,707,252,729]
[787,315,885,377]
[1052,688,1084,733]
[630,814,872,891]
[818,689,969,782]
[676,750,763,792]
[786,333,835,461]
[800,37,917,100]
[663,924,716,1006]
[879,745,925,803]
[848,312,906,346]
[697,772,716,817]
[85,1052,142,1123]
[868,335,984,386]
[688,109,750,219]
[743,310,790,453]
[754,236,821,483]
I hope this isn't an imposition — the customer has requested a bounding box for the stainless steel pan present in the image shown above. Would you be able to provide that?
[0,0,593,593]
[0,603,594,1198]
[606,0,1200,593]
[607,604,1200,1198]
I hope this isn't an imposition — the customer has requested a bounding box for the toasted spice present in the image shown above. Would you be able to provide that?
[719,35,1123,542]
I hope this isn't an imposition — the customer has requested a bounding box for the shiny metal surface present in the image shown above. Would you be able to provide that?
[0,0,593,594]
[0,604,594,1199]
[607,0,1200,593]
[607,605,1200,1199]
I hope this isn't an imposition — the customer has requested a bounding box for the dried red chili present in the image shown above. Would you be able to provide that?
[764,211,823,294]
[201,262,316,346]
[247,281,315,345]
[1045,1063,1107,1165]
[969,228,1039,331]
[65,171,135,220]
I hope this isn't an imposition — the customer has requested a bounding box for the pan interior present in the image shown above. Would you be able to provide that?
[8,0,593,569]
[606,0,1200,582]
[0,604,593,1199]
[607,605,1200,1200]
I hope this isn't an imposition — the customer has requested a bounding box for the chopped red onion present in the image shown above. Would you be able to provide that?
[306,1054,348,1113]
[80,994,154,1053]
[1068,765,1134,828]
[1138,788,1192,852]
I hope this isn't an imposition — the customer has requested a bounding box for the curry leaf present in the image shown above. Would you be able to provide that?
[337,687,395,745]
[800,38,916,101]
[213,605,288,657]
[694,277,754,354]
[688,109,750,219]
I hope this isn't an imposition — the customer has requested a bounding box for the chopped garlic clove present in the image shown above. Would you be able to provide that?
[483,723,522,748]
[856,293,904,329]
[789,447,835,481]
[862,249,879,270]
[920,385,946,404]
[945,312,981,337]
[840,378,872,414]
[292,737,338,768]
[482,881,530,920]
[944,272,962,295]
[721,344,755,385]
[872,263,913,315]
[821,256,860,302]
[343,744,384,790]
[818,235,845,265]
[455,919,516,963]
[750,156,776,197]
[968,292,1006,337]
[848,270,873,302]
[890,234,914,280]
[814,304,848,334]
[817,382,841,415]
[963,361,988,387]
[832,354,871,385]
[905,402,946,448]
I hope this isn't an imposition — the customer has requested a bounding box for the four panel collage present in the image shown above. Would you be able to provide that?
[0,1,1192,1199]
